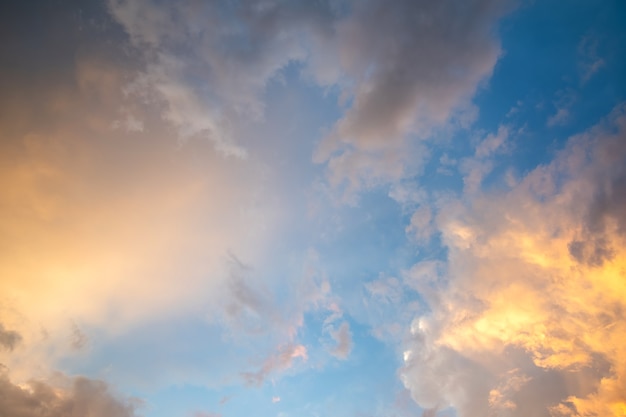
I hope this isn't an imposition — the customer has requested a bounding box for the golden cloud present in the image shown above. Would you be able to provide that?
[401,105,626,416]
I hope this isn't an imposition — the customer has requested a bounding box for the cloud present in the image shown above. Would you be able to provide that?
[0,369,139,417]
[400,104,626,416]
[314,0,513,192]
[69,323,88,351]
[547,88,577,127]
[0,324,22,352]
[195,413,221,417]
[329,321,353,360]
[406,206,435,243]
[107,0,336,158]
[578,33,605,84]
[242,344,308,386]
[460,125,510,193]
[0,1,287,384]
[106,0,514,195]
[547,107,571,127]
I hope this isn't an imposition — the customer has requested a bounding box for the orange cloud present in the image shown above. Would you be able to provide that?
[401,105,626,416]
[0,43,280,382]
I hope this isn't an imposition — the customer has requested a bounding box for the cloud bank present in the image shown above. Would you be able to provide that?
[401,105,626,416]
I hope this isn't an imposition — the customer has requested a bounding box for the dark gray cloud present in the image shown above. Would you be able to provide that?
[0,324,21,351]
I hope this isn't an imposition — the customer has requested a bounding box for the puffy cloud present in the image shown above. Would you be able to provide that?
[314,0,514,191]
[400,104,626,416]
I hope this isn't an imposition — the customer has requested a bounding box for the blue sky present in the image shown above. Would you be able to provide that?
[1,1,626,416]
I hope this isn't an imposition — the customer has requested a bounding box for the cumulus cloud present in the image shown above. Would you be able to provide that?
[400,104,626,416]
[314,0,513,192]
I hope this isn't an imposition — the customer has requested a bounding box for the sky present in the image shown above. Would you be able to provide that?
[0,1,625,416]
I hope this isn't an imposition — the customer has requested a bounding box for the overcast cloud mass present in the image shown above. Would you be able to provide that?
[1,1,625,416]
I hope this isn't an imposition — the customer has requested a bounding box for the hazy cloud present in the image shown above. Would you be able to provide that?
[0,324,22,352]
[69,323,88,351]
[578,33,605,83]
[242,344,308,386]
[0,0,284,382]
[329,321,353,360]
[107,0,336,158]
[106,0,514,194]
[0,370,139,417]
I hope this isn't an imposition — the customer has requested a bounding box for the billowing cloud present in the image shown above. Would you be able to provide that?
[400,105,626,416]
[314,0,513,192]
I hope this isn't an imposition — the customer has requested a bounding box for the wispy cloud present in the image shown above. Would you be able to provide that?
[578,33,606,84]
[329,321,353,360]
[242,344,308,386]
